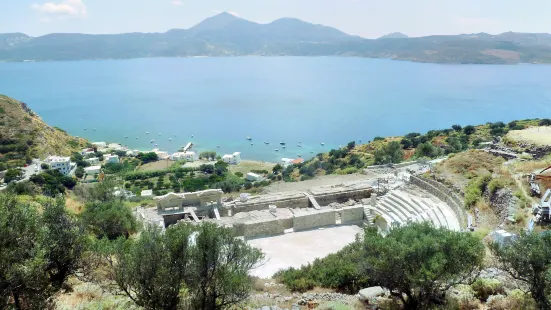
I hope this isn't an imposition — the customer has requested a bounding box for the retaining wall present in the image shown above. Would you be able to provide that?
[313,189,373,206]
[293,209,336,231]
[229,195,309,215]
[242,217,293,238]
[341,205,365,223]
[410,175,467,228]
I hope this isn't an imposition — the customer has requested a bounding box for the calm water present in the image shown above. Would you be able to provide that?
[1,57,551,162]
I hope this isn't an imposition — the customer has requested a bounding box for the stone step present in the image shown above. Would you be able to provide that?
[413,198,443,228]
[378,201,409,223]
[365,206,402,227]
[427,199,451,229]
[392,192,430,222]
[385,195,418,218]
[390,192,423,214]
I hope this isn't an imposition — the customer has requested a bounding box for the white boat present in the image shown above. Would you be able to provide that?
[217,145,220,148]
[169,138,172,141]
[146,132,149,135]
[125,136,128,138]
[297,144,302,147]
[250,143,254,146]
[136,137,138,139]
[84,128,87,131]
[282,146,286,148]
[150,139,155,143]
[275,149,279,152]
[297,154,302,157]
[155,144,158,147]
[321,142,325,146]
[264,142,269,145]
[246,137,252,140]
[158,133,162,136]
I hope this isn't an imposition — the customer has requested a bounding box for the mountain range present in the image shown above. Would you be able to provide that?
[1,12,551,64]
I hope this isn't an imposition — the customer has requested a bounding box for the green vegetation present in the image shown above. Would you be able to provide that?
[275,241,368,294]
[136,151,158,164]
[27,169,77,196]
[374,141,403,164]
[464,175,492,208]
[278,223,485,310]
[3,168,22,183]
[100,222,264,310]
[0,195,87,309]
[491,231,551,310]
[81,201,137,240]
[199,151,217,160]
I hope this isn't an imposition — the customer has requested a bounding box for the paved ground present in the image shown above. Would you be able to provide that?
[247,225,363,278]
[264,174,370,193]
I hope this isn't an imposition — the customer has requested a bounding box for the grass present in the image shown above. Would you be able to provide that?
[228,160,276,175]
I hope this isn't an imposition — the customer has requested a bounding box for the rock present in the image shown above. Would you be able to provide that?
[358,286,387,301]
[291,304,300,310]
[261,307,271,310]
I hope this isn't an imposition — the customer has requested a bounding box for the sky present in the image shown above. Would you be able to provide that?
[1,0,550,38]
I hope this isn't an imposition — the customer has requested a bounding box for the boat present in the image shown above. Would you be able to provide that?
[150,139,155,143]
[84,128,87,131]
[250,143,254,146]
[310,151,314,154]
[93,128,96,131]
[275,149,279,152]
[297,144,302,147]
[280,142,286,146]
[191,135,194,138]
[264,142,269,145]
[155,144,158,147]
[125,136,128,139]
[282,146,286,148]
[158,133,162,136]
[136,137,138,139]
[146,132,149,135]
[217,145,220,148]
[246,137,252,140]
[321,142,325,146]
[169,138,172,141]
[297,154,302,157]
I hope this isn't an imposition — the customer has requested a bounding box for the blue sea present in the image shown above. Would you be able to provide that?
[1,57,551,162]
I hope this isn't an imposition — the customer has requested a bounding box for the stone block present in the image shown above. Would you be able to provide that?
[293,209,336,231]
[341,205,365,223]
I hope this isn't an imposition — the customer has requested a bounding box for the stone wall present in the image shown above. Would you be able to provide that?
[341,205,365,224]
[313,188,372,206]
[228,195,309,215]
[293,209,336,231]
[243,217,293,238]
[410,175,467,228]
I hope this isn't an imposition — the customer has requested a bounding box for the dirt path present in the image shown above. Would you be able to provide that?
[264,173,372,193]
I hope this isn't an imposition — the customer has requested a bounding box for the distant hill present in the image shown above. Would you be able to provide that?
[1,13,551,64]
[0,95,88,169]
[378,32,408,39]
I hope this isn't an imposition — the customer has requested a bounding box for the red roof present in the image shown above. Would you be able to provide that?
[292,158,305,164]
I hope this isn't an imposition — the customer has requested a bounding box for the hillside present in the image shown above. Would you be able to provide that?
[0,95,89,169]
[1,13,551,64]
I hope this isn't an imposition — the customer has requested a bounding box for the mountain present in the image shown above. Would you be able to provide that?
[0,95,88,169]
[1,13,551,64]
[378,32,408,39]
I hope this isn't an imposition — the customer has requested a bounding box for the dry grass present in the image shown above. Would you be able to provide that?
[66,195,85,214]
[137,159,172,172]
[507,126,551,147]
[513,155,551,174]
[229,160,276,175]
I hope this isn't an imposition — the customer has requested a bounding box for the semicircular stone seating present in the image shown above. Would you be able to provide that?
[363,189,460,231]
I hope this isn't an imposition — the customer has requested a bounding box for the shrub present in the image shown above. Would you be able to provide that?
[471,278,505,301]
[464,175,491,208]
[539,119,551,126]
[487,178,505,195]
[81,201,137,239]
[373,136,385,141]
[234,171,243,177]
[463,125,476,135]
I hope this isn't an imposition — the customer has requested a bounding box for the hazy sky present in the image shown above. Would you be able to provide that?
[1,0,550,38]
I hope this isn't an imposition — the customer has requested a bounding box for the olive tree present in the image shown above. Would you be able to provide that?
[361,223,485,310]
[491,231,551,310]
[104,222,264,310]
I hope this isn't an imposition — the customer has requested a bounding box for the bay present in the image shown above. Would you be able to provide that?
[1,57,550,162]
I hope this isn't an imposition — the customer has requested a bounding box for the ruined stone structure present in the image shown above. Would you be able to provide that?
[154,189,224,226]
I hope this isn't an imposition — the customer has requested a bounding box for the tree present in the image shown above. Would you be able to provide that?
[4,168,22,183]
[199,164,215,174]
[347,141,356,150]
[189,223,264,310]
[491,231,551,310]
[272,163,283,174]
[374,141,404,165]
[40,198,87,289]
[463,125,476,135]
[81,201,137,240]
[137,152,158,164]
[452,124,462,131]
[540,119,551,126]
[40,163,49,170]
[105,223,264,310]
[75,166,85,179]
[0,195,87,309]
[400,138,413,149]
[361,223,485,310]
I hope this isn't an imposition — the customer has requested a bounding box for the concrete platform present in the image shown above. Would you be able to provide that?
[248,225,363,278]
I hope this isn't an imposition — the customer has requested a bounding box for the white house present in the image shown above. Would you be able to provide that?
[81,148,95,156]
[104,154,120,164]
[84,166,101,175]
[141,189,153,197]
[153,149,170,160]
[85,157,100,165]
[46,156,71,175]
[126,150,140,157]
[170,151,198,162]
[281,158,294,167]
[92,142,107,149]
[222,152,242,165]
[246,172,264,182]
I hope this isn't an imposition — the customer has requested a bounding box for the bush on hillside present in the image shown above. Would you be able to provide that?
[464,175,492,208]
[81,201,137,239]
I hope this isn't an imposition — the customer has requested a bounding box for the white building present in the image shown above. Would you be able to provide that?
[170,151,198,162]
[84,166,101,175]
[281,158,294,167]
[104,154,120,164]
[141,189,153,197]
[222,152,242,165]
[246,172,264,182]
[46,156,71,175]
[126,150,140,157]
[153,149,170,160]
[81,148,95,156]
[85,157,100,165]
[108,143,125,151]
[92,142,107,149]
